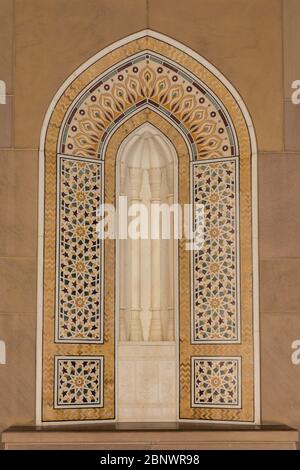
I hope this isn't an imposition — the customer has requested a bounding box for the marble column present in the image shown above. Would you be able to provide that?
[148,167,163,341]
[166,162,175,341]
[119,163,128,341]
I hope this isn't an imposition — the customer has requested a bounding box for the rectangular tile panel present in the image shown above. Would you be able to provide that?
[56,156,103,343]
[191,158,240,343]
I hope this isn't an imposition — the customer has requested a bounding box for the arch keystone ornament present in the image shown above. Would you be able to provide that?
[36,30,260,424]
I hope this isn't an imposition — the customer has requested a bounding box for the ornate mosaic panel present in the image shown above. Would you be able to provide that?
[54,356,104,408]
[192,158,240,343]
[192,357,241,408]
[56,156,103,342]
[40,33,257,423]
[60,53,237,160]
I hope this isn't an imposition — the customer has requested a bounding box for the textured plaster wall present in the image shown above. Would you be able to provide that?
[0,0,299,431]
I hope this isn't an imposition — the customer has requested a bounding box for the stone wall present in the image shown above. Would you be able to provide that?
[0,0,299,431]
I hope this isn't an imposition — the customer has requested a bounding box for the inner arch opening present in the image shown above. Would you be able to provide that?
[116,122,178,421]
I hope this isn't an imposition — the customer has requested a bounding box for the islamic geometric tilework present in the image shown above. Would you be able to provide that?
[54,356,104,408]
[60,53,237,161]
[192,158,240,343]
[192,357,241,408]
[56,156,103,343]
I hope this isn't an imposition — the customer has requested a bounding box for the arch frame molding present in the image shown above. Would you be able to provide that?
[36,30,260,425]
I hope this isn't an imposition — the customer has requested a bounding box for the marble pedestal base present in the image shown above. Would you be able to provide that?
[1,423,298,450]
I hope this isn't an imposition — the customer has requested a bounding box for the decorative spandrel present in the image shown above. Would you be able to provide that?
[61,54,237,160]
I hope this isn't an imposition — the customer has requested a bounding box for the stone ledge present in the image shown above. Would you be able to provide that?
[1,423,299,450]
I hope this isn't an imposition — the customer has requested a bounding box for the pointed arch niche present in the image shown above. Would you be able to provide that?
[36,30,260,425]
